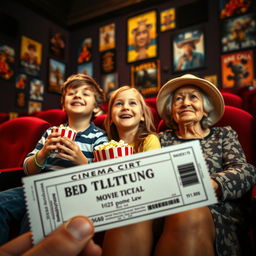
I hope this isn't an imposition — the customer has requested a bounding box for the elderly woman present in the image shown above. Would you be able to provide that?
[155,74,256,256]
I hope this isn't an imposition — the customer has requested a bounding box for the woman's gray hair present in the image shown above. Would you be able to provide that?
[165,86,215,129]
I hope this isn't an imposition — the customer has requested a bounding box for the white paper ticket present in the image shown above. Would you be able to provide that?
[23,140,217,244]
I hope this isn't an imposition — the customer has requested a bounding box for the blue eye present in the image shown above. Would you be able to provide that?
[130,101,137,105]
[114,102,123,106]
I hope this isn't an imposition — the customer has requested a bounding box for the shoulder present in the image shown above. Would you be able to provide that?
[142,134,161,151]
[212,126,237,138]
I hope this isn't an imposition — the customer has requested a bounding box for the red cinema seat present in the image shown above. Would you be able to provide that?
[0,112,9,124]
[221,92,243,108]
[0,117,51,190]
[145,97,157,110]
[34,109,67,126]
[93,114,107,130]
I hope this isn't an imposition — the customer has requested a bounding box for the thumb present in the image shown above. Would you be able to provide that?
[24,216,94,256]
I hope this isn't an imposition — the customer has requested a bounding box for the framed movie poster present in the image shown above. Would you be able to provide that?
[20,36,42,76]
[160,8,176,32]
[101,73,118,100]
[0,44,15,80]
[127,10,157,63]
[173,27,205,72]
[78,37,92,64]
[77,62,93,77]
[49,30,66,59]
[219,0,253,19]
[16,91,26,108]
[204,75,218,88]
[131,59,160,98]
[221,50,254,89]
[30,79,44,101]
[48,58,66,94]
[99,23,115,52]
[28,101,42,114]
[221,13,256,53]
[100,49,116,74]
[15,74,28,89]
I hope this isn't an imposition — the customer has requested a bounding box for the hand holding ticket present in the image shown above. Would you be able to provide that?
[23,140,217,244]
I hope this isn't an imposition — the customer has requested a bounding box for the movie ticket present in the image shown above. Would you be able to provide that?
[23,140,217,244]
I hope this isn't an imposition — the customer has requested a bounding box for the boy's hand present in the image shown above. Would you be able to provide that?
[56,137,89,165]
[40,132,62,158]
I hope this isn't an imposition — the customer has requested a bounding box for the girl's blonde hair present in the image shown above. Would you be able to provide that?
[104,86,156,152]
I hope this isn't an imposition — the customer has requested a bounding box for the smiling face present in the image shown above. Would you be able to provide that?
[171,85,207,126]
[111,89,145,132]
[63,84,97,118]
[134,23,150,49]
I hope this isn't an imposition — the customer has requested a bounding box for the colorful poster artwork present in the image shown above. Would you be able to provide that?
[219,0,253,19]
[204,75,218,88]
[131,60,160,98]
[77,62,93,77]
[30,79,44,101]
[221,13,256,52]
[101,73,118,100]
[49,31,66,59]
[127,10,157,63]
[100,49,116,74]
[173,28,205,72]
[221,50,254,89]
[48,58,66,93]
[28,101,42,114]
[99,23,115,52]
[0,44,15,80]
[78,38,92,64]
[20,36,42,76]
[160,8,176,32]
[15,74,28,89]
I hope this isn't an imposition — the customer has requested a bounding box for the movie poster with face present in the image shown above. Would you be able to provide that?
[219,0,253,19]
[0,44,15,80]
[221,50,254,89]
[131,60,160,98]
[30,78,44,101]
[127,10,157,63]
[173,27,205,72]
[99,24,115,52]
[101,73,118,100]
[100,49,116,74]
[49,30,66,59]
[16,91,26,108]
[48,58,66,94]
[221,13,256,53]
[77,38,92,64]
[77,62,93,77]
[160,8,176,32]
[15,74,28,89]
[20,36,42,76]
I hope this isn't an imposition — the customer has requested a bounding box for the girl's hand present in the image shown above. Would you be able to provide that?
[56,137,88,165]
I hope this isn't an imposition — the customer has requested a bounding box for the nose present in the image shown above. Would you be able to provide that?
[122,102,130,110]
[73,91,82,98]
[182,96,191,106]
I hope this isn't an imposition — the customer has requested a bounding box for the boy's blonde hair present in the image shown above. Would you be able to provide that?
[61,74,105,108]
[104,86,156,153]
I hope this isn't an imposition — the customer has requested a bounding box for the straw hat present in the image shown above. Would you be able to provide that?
[156,74,224,126]
[176,31,200,48]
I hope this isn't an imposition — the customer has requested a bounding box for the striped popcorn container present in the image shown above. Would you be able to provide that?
[51,127,77,153]
[94,146,133,162]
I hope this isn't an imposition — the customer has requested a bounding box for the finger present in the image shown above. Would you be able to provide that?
[81,240,102,256]
[25,216,94,256]
[0,232,33,255]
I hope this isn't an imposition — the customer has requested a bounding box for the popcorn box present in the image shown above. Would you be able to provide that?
[52,127,77,153]
[94,146,133,162]
[94,140,133,162]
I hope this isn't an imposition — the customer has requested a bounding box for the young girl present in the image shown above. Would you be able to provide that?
[103,86,161,256]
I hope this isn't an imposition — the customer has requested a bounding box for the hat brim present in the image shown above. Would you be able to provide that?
[177,38,200,48]
[156,75,224,126]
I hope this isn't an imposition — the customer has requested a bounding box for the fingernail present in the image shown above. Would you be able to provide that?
[67,217,92,241]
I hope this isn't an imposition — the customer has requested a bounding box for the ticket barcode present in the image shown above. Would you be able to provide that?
[148,198,180,210]
[178,162,199,187]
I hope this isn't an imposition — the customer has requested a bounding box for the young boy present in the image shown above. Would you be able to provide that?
[0,74,108,245]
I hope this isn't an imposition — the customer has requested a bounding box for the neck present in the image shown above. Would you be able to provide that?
[117,127,138,145]
[68,115,91,132]
[176,122,209,139]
